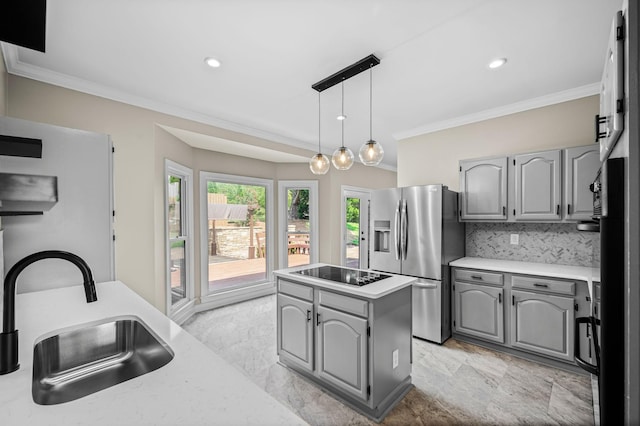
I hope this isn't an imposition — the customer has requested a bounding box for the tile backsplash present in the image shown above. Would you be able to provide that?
[465,222,600,267]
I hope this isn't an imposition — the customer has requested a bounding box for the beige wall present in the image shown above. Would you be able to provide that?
[7,75,396,311]
[397,96,599,191]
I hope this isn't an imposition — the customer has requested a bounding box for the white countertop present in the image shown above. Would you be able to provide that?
[273,263,416,299]
[0,281,306,426]
[449,257,600,300]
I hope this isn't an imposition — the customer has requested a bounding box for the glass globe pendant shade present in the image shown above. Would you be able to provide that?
[358,140,384,166]
[332,146,354,170]
[309,152,330,175]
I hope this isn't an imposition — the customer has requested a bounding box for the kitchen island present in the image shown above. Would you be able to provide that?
[273,263,415,422]
[0,281,305,426]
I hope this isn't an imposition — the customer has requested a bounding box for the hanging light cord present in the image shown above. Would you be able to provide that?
[318,92,321,152]
[369,65,373,142]
[341,81,345,149]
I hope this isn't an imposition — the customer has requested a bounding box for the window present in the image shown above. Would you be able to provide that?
[165,160,194,317]
[278,181,318,268]
[200,172,274,297]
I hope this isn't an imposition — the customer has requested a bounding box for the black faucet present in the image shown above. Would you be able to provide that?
[0,250,97,375]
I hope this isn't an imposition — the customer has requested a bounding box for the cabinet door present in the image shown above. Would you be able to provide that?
[453,282,504,343]
[316,305,368,402]
[510,290,575,361]
[459,157,507,220]
[514,150,561,220]
[563,145,600,220]
[277,294,314,372]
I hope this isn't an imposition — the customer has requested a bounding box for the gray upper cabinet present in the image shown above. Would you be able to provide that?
[510,290,575,362]
[454,281,505,343]
[316,305,368,402]
[563,145,600,220]
[277,293,314,373]
[514,150,562,221]
[459,156,507,220]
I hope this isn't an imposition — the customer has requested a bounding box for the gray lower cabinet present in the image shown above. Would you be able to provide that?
[452,267,588,366]
[317,305,368,401]
[277,293,314,372]
[275,276,412,422]
[453,281,504,343]
[510,290,575,362]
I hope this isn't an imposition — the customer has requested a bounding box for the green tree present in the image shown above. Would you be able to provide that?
[346,198,360,223]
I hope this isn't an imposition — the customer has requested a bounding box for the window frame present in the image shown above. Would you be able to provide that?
[199,171,275,300]
[165,159,195,318]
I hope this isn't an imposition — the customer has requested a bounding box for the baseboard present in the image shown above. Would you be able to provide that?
[453,333,587,375]
[170,299,197,325]
[196,281,276,312]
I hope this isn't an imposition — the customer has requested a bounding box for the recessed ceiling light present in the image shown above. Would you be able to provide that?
[488,58,507,69]
[204,57,222,68]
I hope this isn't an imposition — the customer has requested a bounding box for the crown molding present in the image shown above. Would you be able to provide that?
[0,43,317,152]
[393,83,600,140]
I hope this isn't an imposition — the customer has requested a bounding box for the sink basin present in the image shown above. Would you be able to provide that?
[32,315,174,405]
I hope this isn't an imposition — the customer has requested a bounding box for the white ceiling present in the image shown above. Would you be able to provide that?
[1,0,622,170]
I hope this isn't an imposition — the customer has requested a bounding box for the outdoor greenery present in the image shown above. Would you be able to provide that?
[346,198,360,223]
[207,182,266,223]
[288,189,309,220]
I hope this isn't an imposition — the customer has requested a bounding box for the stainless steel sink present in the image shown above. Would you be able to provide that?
[32,316,174,405]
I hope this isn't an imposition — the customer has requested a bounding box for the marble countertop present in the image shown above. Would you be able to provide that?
[449,257,600,301]
[0,281,306,426]
[273,263,416,299]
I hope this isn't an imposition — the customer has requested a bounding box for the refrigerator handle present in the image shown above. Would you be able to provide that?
[394,200,401,260]
[401,199,408,260]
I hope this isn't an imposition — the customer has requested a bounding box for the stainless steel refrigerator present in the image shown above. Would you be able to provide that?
[369,185,464,343]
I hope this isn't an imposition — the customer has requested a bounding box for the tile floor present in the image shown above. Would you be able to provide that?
[182,295,594,425]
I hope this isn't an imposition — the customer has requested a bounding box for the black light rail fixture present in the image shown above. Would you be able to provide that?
[312,54,380,92]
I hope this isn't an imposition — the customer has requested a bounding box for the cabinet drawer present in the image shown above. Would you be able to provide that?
[454,269,503,286]
[511,275,575,296]
[278,279,314,301]
[318,290,368,318]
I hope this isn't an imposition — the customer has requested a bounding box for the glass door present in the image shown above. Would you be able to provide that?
[278,181,318,269]
[342,187,370,269]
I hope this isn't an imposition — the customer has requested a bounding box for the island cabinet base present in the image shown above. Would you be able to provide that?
[275,274,413,423]
[279,361,413,423]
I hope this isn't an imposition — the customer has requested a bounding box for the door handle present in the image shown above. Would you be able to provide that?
[470,275,484,280]
[307,310,312,322]
[394,201,401,260]
[512,295,515,306]
[316,313,321,326]
[498,293,502,304]
[574,316,600,375]
[567,204,571,215]
[533,283,549,288]
[556,204,560,215]
[401,199,408,260]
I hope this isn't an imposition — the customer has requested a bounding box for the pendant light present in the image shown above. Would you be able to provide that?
[331,81,354,170]
[309,92,330,175]
[358,65,384,166]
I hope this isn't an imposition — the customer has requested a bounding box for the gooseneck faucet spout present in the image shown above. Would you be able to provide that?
[1,250,97,375]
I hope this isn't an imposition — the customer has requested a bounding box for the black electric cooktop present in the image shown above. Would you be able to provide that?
[293,265,391,286]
